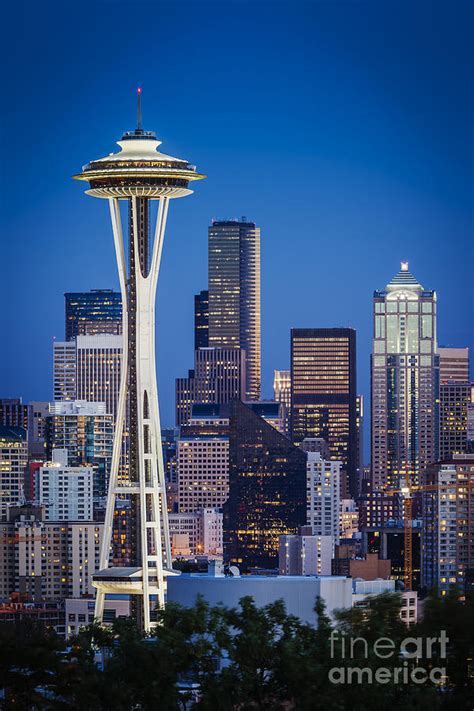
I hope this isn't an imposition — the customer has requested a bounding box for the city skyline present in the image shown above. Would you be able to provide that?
[2,1,473,464]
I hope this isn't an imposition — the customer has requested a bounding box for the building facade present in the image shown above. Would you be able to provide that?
[194,289,209,349]
[438,347,470,383]
[175,347,246,426]
[39,450,93,522]
[371,263,439,490]
[439,381,473,460]
[422,455,474,595]
[65,289,122,341]
[0,399,28,429]
[75,334,122,420]
[1,506,102,602]
[53,341,77,401]
[177,410,229,513]
[273,369,291,435]
[0,426,28,521]
[45,401,113,499]
[303,446,341,545]
[169,509,223,558]
[208,219,261,401]
[279,530,334,576]
[224,400,307,569]
[291,328,357,498]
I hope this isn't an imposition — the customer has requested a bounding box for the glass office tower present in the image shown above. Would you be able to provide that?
[371,263,439,490]
[208,219,261,401]
[65,290,122,341]
[290,328,357,498]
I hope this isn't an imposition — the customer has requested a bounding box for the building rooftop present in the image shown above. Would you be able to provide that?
[386,262,423,291]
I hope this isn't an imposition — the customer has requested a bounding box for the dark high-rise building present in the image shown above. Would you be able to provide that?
[208,219,261,401]
[290,328,357,498]
[0,399,28,429]
[194,290,209,349]
[175,347,246,426]
[224,400,307,569]
[65,289,122,341]
[439,382,474,460]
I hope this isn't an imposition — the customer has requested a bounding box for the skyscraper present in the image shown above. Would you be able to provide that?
[73,92,205,630]
[175,347,246,426]
[208,219,261,401]
[290,328,357,498]
[301,441,341,544]
[53,341,76,401]
[75,335,123,420]
[65,289,122,341]
[224,400,307,569]
[194,289,209,349]
[422,455,474,595]
[439,382,474,460]
[371,263,439,490]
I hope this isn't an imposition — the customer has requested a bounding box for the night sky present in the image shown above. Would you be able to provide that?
[2,1,472,461]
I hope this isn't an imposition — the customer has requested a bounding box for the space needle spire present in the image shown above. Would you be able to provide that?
[73,95,206,631]
[137,86,142,131]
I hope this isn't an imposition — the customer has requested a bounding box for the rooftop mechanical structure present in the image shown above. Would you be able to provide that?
[73,90,205,631]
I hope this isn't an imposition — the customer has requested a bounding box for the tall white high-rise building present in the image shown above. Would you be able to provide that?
[371,263,439,490]
[303,443,341,545]
[75,335,122,420]
[39,449,93,522]
[54,335,122,421]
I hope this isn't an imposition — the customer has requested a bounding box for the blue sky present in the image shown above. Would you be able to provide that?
[1,0,472,460]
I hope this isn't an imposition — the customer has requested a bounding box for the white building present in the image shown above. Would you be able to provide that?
[168,566,353,626]
[169,508,223,557]
[340,498,359,539]
[273,369,291,434]
[279,531,334,576]
[65,597,130,638]
[39,449,93,522]
[54,335,122,421]
[75,335,122,420]
[352,579,418,626]
[306,450,341,545]
[0,426,28,521]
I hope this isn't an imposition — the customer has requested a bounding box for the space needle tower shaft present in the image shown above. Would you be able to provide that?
[73,90,205,631]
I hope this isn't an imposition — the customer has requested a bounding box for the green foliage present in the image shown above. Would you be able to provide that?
[0,591,473,710]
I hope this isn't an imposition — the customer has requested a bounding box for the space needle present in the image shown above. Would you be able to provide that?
[73,90,206,631]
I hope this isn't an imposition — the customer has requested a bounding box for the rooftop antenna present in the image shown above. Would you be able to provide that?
[137,87,142,131]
